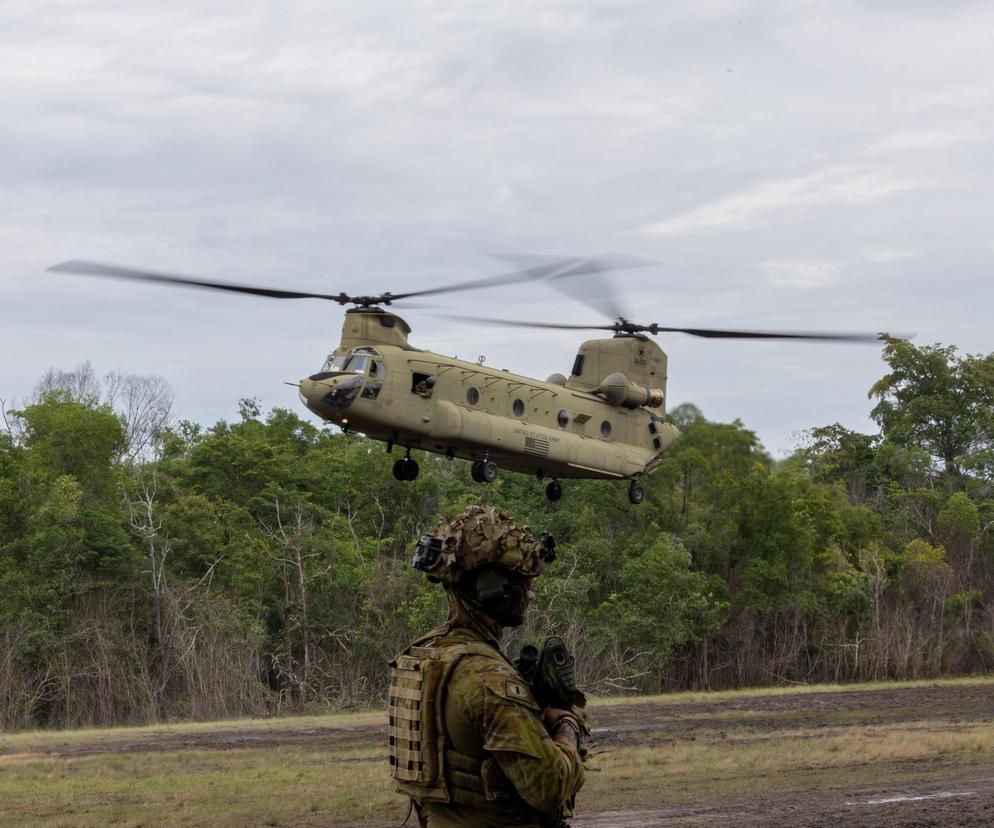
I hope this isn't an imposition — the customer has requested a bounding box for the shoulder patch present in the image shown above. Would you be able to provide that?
[484,674,540,711]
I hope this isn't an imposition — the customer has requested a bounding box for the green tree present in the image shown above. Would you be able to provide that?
[869,337,994,480]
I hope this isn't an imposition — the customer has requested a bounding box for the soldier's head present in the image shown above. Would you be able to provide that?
[412,504,556,628]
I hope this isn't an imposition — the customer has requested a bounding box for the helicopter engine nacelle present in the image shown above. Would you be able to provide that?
[595,372,664,408]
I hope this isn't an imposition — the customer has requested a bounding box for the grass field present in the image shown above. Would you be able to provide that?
[3,676,994,827]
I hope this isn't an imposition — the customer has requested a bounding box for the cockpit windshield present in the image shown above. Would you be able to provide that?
[320,348,385,378]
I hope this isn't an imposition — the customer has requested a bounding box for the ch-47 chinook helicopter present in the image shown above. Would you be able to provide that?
[50,257,881,504]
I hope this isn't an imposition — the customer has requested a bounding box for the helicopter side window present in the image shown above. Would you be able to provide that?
[572,354,585,377]
[368,359,385,378]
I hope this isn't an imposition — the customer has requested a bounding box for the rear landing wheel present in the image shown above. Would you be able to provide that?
[627,480,645,505]
[545,480,562,502]
[393,458,420,481]
[470,460,485,482]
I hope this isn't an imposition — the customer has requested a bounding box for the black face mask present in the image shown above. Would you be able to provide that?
[458,566,531,628]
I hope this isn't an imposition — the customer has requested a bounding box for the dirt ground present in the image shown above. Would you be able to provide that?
[4,681,994,827]
[579,682,994,827]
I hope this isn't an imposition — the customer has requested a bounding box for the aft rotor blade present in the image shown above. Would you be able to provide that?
[492,253,656,321]
[453,315,884,342]
[447,315,618,330]
[48,260,352,303]
[657,326,882,342]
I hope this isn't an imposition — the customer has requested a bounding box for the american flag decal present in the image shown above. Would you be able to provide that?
[523,435,550,457]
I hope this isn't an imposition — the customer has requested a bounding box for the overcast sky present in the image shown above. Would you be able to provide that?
[2,1,992,456]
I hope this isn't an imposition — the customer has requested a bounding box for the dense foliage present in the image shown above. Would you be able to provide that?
[2,340,993,729]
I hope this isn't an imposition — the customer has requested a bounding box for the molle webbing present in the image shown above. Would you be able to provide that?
[388,646,438,785]
[390,634,511,806]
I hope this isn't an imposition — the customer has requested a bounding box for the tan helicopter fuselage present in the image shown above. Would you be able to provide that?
[298,309,679,481]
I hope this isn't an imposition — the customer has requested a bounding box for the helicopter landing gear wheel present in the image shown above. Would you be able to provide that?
[627,480,645,505]
[393,457,419,481]
[545,480,562,502]
[470,459,498,483]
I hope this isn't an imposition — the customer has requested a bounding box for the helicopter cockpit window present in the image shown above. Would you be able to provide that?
[331,347,384,377]
[347,355,371,375]
[571,354,585,377]
[321,354,349,372]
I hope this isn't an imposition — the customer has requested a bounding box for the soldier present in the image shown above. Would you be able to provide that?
[389,504,585,828]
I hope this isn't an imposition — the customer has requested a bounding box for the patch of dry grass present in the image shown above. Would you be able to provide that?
[580,718,994,811]
[0,742,407,828]
[585,673,994,708]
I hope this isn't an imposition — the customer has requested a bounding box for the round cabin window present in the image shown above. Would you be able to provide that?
[600,420,613,439]
[466,387,480,406]
[557,410,570,428]
[513,398,525,417]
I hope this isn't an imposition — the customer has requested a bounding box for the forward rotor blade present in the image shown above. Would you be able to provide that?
[49,256,620,306]
[389,256,594,302]
[48,260,352,302]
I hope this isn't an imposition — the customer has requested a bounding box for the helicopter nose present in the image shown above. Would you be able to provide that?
[299,374,364,418]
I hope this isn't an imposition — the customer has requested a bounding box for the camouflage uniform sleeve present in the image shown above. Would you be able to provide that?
[450,655,585,813]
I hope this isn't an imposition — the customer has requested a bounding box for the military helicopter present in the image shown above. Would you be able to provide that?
[49,257,881,504]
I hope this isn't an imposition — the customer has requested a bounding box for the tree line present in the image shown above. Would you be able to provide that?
[1,337,993,730]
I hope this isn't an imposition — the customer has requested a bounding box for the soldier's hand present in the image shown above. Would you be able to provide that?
[543,707,580,750]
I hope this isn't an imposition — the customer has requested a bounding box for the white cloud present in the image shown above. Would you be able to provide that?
[760,260,838,289]
[867,127,985,156]
[863,248,916,264]
[645,165,934,236]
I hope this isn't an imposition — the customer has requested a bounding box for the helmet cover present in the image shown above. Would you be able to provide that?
[417,504,554,583]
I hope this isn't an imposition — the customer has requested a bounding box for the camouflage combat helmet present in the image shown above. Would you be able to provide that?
[413,504,555,583]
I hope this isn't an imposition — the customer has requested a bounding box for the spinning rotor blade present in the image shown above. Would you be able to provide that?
[452,316,619,331]
[48,261,354,302]
[388,253,654,303]
[492,253,656,321]
[49,254,643,308]
[452,315,884,342]
[657,327,882,342]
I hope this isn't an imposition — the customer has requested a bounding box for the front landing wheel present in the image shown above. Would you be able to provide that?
[627,480,645,505]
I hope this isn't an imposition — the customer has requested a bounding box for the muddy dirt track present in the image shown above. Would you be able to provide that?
[5,681,994,826]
